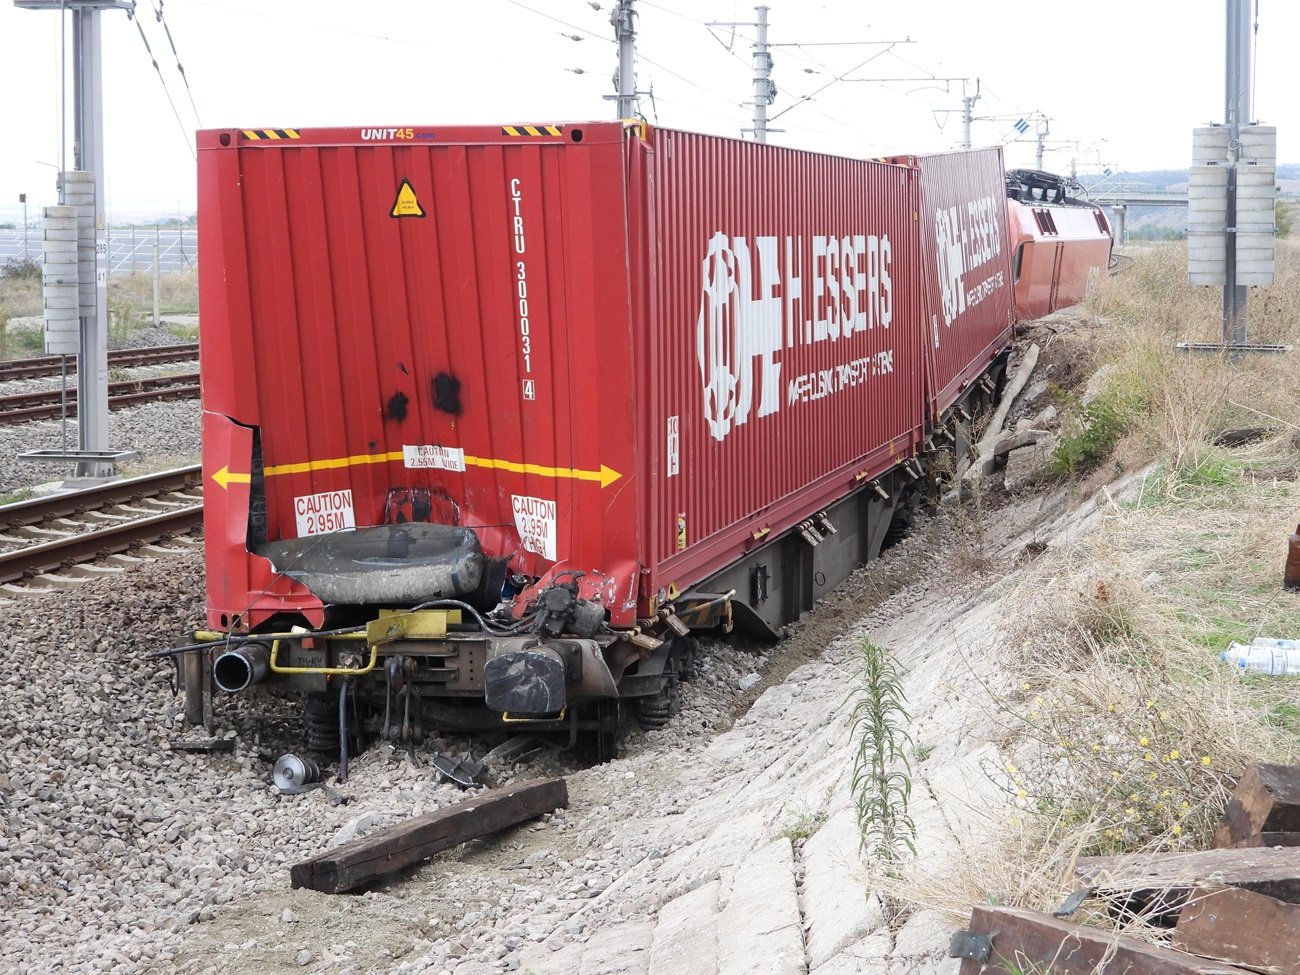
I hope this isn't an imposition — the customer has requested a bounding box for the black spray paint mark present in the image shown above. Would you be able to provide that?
[433,373,462,415]
[386,391,410,422]
[398,362,410,376]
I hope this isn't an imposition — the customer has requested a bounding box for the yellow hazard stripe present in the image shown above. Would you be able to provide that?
[264,451,403,476]
[241,128,301,141]
[501,124,563,137]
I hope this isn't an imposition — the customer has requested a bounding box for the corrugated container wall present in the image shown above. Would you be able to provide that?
[639,130,925,594]
[906,148,1016,416]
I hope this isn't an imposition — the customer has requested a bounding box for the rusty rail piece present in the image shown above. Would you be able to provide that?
[0,343,199,382]
[0,465,204,586]
[0,372,201,425]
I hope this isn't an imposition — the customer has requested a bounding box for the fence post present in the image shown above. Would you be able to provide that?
[153,241,160,327]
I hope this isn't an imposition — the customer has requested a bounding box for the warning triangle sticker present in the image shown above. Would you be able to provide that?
[390,178,426,218]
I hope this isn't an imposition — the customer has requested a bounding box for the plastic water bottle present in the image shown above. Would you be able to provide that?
[1251,637,1300,651]
[1221,642,1252,665]
[1236,645,1300,676]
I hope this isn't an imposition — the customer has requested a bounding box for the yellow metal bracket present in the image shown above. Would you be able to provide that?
[366,608,460,646]
[269,638,379,676]
[501,709,566,723]
[200,609,462,677]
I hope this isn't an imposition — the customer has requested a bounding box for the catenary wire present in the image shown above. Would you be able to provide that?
[150,0,202,127]
[501,0,614,43]
[767,46,893,124]
[129,10,196,160]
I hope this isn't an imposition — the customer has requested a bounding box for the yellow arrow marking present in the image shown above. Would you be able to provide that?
[461,455,622,488]
[211,465,252,489]
[258,450,622,487]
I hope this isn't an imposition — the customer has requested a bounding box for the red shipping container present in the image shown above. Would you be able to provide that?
[197,122,929,634]
[900,148,1016,416]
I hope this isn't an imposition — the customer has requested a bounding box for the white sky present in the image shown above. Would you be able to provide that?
[1,0,1295,220]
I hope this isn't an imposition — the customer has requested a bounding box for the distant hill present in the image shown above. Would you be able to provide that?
[1076,163,1300,195]
[1071,163,1299,241]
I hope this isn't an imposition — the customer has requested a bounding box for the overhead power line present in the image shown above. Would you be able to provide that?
[502,0,614,43]
[150,0,202,127]
[128,8,196,160]
[768,45,898,125]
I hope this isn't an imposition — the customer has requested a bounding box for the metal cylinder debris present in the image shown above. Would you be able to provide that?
[212,643,270,694]
[273,753,321,791]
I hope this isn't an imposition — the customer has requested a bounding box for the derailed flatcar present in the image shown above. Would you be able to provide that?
[187,122,1017,756]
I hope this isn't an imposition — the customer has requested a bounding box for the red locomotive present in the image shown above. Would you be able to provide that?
[1004,169,1113,320]
[185,122,1106,757]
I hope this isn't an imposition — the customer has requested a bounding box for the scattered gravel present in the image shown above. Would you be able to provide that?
[4,316,196,352]
[0,542,761,974]
[0,508,952,975]
[0,398,200,494]
[112,319,198,350]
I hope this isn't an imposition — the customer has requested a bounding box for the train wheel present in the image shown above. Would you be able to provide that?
[677,636,699,683]
[593,699,621,763]
[882,484,920,552]
[633,675,681,730]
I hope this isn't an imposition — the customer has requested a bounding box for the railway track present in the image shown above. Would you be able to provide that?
[0,464,203,587]
[0,343,199,382]
[0,372,201,425]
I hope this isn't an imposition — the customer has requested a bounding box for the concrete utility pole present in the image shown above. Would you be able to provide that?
[1222,0,1251,347]
[1111,203,1127,246]
[708,6,784,142]
[1034,117,1050,170]
[612,0,638,119]
[960,79,980,150]
[750,6,774,143]
[19,193,28,260]
[17,0,133,477]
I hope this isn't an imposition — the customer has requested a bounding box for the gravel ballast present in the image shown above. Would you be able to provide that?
[0,511,947,975]
[0,398,200,494]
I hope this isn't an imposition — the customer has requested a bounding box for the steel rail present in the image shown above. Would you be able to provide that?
[0,503,203,586]
[0,344,199,382]
[0,373,201,424]
[0,464,202,529]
